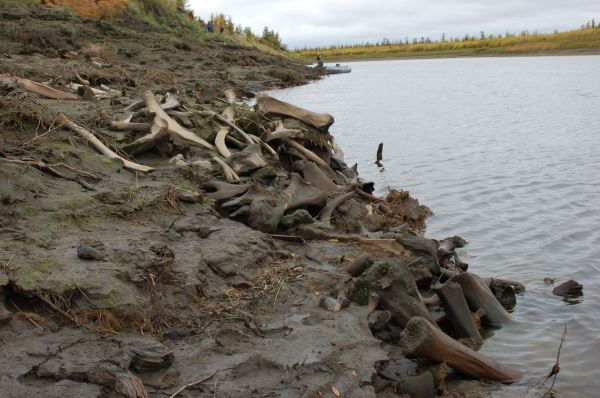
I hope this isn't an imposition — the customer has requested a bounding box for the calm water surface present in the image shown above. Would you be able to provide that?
[271,56,600,397]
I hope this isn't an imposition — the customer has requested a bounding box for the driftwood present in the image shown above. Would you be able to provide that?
[319,191,355,224]
[401,317,521,383]
[375,143,383,167]
[56,113,153,173]
[256,92,334,131]
[124,91,215,155]
[1,74,79,100]
[451,272,511,326]
[345,253,374,277]
[435,282,483,345]
[0,156,99,190]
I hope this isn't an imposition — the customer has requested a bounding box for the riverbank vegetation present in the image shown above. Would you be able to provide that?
[294,20,600,61]
[5,0,287,54]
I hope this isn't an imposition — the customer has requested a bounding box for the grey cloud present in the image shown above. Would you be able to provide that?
[189,0,600,48]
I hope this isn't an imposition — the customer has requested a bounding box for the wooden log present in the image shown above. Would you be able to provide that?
[451,272,511,326]
[375,143,383,166]
[435,282,483,345]
[401,317,521,383]
[256,92,334,131]
[56,113,153,173]
[345,253,374,277]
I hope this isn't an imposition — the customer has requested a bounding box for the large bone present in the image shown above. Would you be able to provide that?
[124,91,215,155]
[1,74,79,100]
[248,134,278,158]
[222,185,273,208]
[198,105,254,145]
[319,191,355,225]
[110,122,152,132]
[283,174,327,211]
[56,113,153,173]
[215,106,236,158]
[303,161,348,195]
[256,93,334,131]
[212,156,240,182]
[282,138,335,177]
[203,181,250,200]
[434,282,483,346]
[348,260,433,327]
[451,272,512,326]
[263,121,304,142]
[401,317,521,383]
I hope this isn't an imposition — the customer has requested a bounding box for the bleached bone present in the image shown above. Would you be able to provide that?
[212,156,240,182]
[282,138,335,177]
[256,92,334,131]
[109,122,152,132]
[56,113,153,173]
[263,121,304,142]
[124,91,215,155]
[1,74,78,100]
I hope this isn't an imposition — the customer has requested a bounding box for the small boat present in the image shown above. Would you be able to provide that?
[325,63,352,74]
[308,63,352,74]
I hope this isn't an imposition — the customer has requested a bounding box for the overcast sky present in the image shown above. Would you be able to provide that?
[188,0,600,49]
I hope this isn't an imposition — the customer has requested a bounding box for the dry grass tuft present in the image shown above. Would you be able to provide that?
[198,262,304,321]
[137,67,175,87]
[80,42,115,62]
[0,89,53,131]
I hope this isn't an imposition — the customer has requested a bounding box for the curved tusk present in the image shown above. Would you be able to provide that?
[215,126,232,158]
[212,156,240,182]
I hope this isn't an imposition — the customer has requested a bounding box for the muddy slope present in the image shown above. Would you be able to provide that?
[0,4,524,398]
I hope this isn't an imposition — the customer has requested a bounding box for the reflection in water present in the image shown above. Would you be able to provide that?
[270,55,600,398]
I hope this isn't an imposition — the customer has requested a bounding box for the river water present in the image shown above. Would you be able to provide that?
[271,55,600,397]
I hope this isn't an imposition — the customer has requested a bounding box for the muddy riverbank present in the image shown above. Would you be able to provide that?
[0,5,541,398]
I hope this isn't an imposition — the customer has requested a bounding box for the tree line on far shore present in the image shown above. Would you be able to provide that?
[294,18,600,59]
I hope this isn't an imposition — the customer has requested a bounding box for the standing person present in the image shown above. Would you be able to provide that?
[207,20,214,33]
[316,55,324,67]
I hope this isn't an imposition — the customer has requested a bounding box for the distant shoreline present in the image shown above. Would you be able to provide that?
[297,48,600,63]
